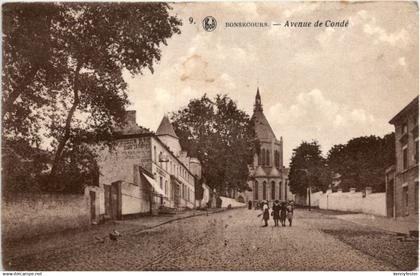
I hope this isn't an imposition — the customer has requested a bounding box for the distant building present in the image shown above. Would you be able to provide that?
[243,88,292,206]
[89,111,201,222]
[388,96,418,217]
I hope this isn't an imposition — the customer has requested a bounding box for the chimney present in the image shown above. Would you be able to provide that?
[125,110,137,127]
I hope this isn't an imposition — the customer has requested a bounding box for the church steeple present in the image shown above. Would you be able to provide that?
[254,87,263,112]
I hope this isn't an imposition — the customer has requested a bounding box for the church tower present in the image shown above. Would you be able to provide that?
[244,88,290,206]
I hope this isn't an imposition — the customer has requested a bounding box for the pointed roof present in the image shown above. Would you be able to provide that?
[254,165,266,177]
[156,115,178,139]
[268,166,281,177]
[252,88,277,140]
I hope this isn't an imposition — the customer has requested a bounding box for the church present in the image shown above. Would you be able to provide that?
[244,88,292,207]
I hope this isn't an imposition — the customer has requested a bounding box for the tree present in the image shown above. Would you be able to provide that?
[327,134,395,192]
[2,3,182,189]
[171,94,258,194]
[288,141,330,195]
[2,3,67,144]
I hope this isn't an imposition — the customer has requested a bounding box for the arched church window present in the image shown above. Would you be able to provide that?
[254,181,259,200]
[261,149,265,166]
[263,181,267,200]
[279,181,282,200]
[266,150,270,166]
[271,181,276,200]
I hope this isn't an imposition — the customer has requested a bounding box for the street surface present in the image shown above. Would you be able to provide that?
[4,208,418,271]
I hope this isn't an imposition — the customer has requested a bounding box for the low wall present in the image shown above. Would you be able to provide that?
[220,196,246,208]
[318,191,386,216]
[2,193,90,241]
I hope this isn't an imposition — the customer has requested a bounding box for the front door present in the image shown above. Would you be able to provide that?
[90,191,96,222]
[111,181,121,220]
[104,185,111,218]
[386,180,394,217]
[173,184,180,207]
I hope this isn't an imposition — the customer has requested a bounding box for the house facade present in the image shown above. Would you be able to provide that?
[88,111,200,222]
[244,89,292,206]
[388,96,419,218]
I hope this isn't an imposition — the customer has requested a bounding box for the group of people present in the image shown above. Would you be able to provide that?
[259,200,294,227]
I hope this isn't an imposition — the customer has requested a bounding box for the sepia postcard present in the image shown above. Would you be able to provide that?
[1,1,419,273]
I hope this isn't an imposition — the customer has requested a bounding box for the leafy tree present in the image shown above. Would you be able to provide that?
[327,133,395,192]
[171,94,258,194]
[288,141,330,195]
[2,3,67,144]
[2,138,50,195]
[2,3,182,190]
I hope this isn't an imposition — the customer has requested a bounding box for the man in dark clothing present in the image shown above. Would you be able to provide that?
[272,200,281,226]
[280,201,287,227]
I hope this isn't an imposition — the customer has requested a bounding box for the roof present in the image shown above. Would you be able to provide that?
[268,166,281,177]
[389,96,419,125]
[251,88,277,140]
[156,115,178,138]
[254,166,266,177]
[252,111,277,140]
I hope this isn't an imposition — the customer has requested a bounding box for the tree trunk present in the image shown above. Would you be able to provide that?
[49,63,82,179]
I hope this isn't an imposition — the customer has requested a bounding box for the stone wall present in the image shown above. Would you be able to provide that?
[318,190,386,216]
[2,193,90,241]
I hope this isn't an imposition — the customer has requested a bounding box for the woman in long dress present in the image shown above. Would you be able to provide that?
[259,200,270,227]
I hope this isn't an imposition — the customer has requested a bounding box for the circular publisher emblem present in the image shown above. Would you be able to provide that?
[202,16,217,32]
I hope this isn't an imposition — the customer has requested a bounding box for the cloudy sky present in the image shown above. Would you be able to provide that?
[124,1,419,164]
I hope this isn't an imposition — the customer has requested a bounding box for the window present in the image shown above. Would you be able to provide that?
[160,176,163,189]
[154,146,157,162]
[271,181,276,200]
[263,181,267,200]
[254,181,259,200]
[165,180,168,195]
[266,150,270,166]
[274,150,278,168]
[279,181,282,200]
[403,145,408,170]
[402,123,408,135]
[415,182,419,214]
[261,149,266,166]
[182,184,185,199]
[403,185,409,215]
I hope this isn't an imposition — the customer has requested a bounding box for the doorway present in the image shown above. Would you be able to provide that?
[89,191,96,223]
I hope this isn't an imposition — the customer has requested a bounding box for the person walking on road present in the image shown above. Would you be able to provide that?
[258,200,270,227]
[272,200,281,227]
[286,201,294,227]
[280,201,287,226]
